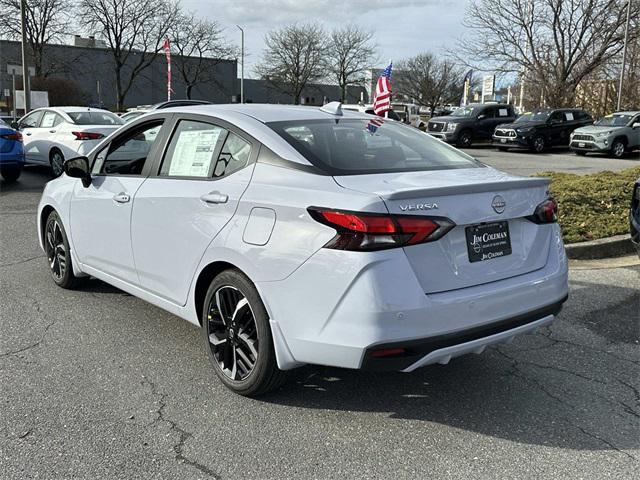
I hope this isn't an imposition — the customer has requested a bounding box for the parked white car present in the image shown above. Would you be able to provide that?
[14,107,124,176]
[37,103,568,396]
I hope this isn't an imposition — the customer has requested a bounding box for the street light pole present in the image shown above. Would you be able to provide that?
[617,0,632,111]
[20,0,30,113]
[236,25,244,104]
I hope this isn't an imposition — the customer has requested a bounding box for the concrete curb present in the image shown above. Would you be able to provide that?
[565,234,636,260]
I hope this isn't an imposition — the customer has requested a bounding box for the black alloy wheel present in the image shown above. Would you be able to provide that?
[457,130,473,148]
[532,136,546,153]
[44,211,81,288]
[202,269,286,396]
[50,150,65,177]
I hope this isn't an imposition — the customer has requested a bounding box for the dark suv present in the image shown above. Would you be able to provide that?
[493,108,593,153]
[427,103,516,147]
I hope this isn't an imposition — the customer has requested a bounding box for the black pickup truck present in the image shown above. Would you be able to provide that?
[492,108,593,153]
[427,103,516,147]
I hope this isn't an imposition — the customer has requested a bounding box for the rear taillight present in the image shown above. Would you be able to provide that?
[308,207,455,251]
[1,132,22,142]
[527,198,558,224]
[72,131,104,140]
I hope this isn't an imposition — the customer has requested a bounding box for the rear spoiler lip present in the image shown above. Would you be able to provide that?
[381,177,550,200]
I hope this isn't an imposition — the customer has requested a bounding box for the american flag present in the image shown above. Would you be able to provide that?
[366,116,384,135]
[373,63,393,116]
[163,37,172,101]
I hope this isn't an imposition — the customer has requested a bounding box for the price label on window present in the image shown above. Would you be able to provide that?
[169,128,222,177]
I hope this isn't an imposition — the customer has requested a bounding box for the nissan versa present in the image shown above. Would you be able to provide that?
[37,104,569,396]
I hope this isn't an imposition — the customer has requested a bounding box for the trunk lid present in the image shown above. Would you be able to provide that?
[334,167,552,294]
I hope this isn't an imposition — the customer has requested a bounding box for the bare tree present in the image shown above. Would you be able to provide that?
[168,12,236,99]
[0,0,70,76]
[395,53,464,115]
[79,0,179,110]
[326,25,376,103]
[460,0,640,107]
[255,24,326,105]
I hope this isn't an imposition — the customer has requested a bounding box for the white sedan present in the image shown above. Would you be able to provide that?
[37,103,568,396]
[15,107,124,176]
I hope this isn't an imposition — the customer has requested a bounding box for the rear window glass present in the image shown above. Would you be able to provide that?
[68,111,124,126]
[267,118,481,175]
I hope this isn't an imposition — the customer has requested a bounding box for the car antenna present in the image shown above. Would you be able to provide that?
[320,101,343,116]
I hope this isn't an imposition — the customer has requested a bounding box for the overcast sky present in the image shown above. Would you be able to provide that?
[182,0,468,77]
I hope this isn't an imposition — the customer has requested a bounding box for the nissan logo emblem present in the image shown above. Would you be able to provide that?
[492,195,506,214]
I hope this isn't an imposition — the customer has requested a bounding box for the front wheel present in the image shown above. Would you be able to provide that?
[44,211,83,289]
[456,130,473,148]
[531,136,546,153]
[50,149,65,177]
[611,140,626,159]
[202,269,287,396]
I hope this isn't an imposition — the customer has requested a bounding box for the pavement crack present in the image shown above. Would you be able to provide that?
[574,425,637,461]
[0,255,42,268]
[142,376,221,479]
[0,293,56,358]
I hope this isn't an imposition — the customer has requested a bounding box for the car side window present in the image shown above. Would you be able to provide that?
[564,111,575,122]
[19,110,44,129]
[92,121,164,176]
[213,132,252,178]
[480,108,495,119]
[549,111,564,123]
[40,111,64,129]
[497,107,511,118]
[160,120,226,178]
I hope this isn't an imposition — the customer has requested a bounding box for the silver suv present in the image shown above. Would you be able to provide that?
[570,111,640,158]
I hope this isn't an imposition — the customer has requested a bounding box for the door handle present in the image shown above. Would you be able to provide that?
[200,191,228,204]
[113,192,130,204]
[25,132,32,136]
[49,130,56,133]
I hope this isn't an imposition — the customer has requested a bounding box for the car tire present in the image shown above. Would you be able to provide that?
[531,136,545,153]
[456,130,473,148]
[0,165,22,182]
[44,211,83,289]
[611,139,626,159]
[50,149,65,177]
[202,269,287,396]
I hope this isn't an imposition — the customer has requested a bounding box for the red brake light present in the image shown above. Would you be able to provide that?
[1,132,22,142]
[527,198,558,224]
[72,131,104,140]
[309,208,455,251]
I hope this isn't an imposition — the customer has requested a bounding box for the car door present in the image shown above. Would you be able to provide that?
[69,118,169,283]
[130,116,257,305]
[476,106,496,139]
[629,114,640,148]
[547,110,565,146]
[35,110,65,161]
[18,110,45,163]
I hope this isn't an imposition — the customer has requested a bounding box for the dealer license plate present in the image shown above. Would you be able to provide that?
[465,221,512,263]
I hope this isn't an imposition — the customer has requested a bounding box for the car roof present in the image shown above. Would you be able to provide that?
[31,106,114,114]
[161,103,370,123]
[612,111,640,116]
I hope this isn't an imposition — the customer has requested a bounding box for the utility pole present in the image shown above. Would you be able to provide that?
[617,0,632,111]
[20,0,31,113]
[236,25,244,104]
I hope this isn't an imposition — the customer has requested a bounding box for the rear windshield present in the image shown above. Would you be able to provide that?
[68,111,124,126]
[267,118,481,175]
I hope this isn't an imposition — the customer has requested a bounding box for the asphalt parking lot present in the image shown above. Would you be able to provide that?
[1,165,639,479]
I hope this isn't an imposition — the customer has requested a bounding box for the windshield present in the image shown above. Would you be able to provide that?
[452,106,480,117]
[516,111,551,123]
[267,118,481,175]
[68,111,124,126]
[595,114,634,127]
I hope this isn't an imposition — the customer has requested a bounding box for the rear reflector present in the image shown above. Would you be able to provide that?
[371,348,406,358]
[526,198,558,224]
[1,132,22,142]
[308,207,455,251]
[72,131,104,140]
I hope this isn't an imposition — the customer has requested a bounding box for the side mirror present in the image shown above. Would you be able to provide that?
[63,156,91,187]
[477,114,486,120]
[633,122,640,129]
[11,121,19,130]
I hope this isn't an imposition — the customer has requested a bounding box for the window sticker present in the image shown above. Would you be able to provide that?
[498,108,508,117]
[564,112,574,121]
[169,128,222,177]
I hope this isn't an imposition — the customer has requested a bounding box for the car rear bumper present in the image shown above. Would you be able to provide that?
[258,225,568,371]
[0,152,25,165]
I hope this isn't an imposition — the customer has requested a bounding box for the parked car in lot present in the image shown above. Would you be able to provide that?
[13,107,124,176]
[0,118,24,182]
[569,111,640,158]
[631,178,640,256]
[427,103,517,147]
[492,108,593,153]
[121,100,212,123]
[37,103,568,396]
